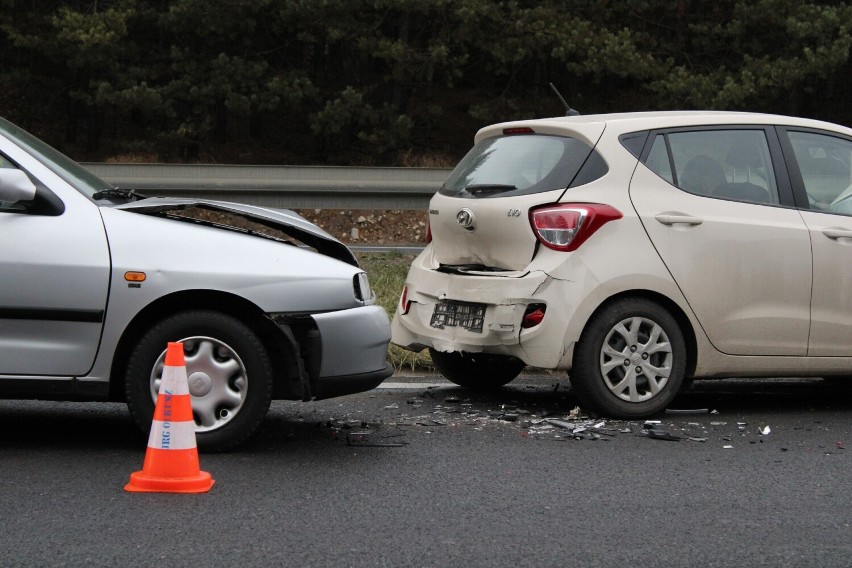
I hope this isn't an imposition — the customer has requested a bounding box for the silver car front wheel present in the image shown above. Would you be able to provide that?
[125,310,273,452]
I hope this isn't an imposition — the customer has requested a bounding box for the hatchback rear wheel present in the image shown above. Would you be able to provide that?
[429,348,525,389]
[571,298,686,418]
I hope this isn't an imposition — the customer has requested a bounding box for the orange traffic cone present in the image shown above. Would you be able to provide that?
[125,342,215,493]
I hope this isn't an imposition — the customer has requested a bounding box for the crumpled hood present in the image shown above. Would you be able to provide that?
[115,197,358,266]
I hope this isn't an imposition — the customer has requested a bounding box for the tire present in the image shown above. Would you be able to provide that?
[571,298,686,419]
[125,310,273,452]
[429,348,525,389]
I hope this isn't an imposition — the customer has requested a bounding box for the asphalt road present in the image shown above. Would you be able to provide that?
[1,374,850,567]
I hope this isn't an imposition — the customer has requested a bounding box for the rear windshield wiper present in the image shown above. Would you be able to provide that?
[92,187,147,201]
[465,184,517,196]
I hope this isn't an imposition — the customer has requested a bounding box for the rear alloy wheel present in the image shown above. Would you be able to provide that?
[571,298,686,418]
[429,348,525,389]
[125,310,273,452]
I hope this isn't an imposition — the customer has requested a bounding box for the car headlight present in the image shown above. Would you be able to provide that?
[353,272,374,304]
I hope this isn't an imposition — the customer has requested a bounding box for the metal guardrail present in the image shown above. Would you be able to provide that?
[83,163,450,210]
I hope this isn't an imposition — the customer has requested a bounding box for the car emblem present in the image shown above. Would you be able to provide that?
[456,208,476,231]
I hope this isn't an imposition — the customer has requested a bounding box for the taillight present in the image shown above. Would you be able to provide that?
[399,286,410,315]
[530,203,622,252]
[425,212,432,243]
[522,304,546,329]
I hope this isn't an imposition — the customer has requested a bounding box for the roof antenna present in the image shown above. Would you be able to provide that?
[549,83,580,116]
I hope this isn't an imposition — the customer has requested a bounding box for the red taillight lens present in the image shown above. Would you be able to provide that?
[399,286,410,315]
[425,212,432,243]
[521,304,546,329]
[530,203,622,252]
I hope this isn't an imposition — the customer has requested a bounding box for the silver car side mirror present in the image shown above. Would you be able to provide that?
[0,168,37,203]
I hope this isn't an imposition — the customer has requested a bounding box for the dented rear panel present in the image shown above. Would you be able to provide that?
[428,130,607,271]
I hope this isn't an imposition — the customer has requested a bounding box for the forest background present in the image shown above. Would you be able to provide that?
[1,0,851,166]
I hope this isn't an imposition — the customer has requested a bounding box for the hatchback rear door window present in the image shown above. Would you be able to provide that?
[646,130,780,205]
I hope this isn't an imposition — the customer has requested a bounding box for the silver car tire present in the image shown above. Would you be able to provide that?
[125,310,273,453]
[571,298,686,419]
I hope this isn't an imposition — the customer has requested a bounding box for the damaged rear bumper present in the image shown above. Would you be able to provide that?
[391,264,578,369]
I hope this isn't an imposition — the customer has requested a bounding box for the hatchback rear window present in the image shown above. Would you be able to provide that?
[440,134,606,198]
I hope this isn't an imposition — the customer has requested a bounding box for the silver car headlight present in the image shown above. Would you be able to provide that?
[353,272,374,305]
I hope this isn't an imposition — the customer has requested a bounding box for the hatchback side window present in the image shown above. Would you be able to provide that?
[646,135,673,184]
[787,131,852,215]
[646,130,780,205]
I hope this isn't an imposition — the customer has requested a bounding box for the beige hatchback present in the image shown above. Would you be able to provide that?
[392,111,852,418]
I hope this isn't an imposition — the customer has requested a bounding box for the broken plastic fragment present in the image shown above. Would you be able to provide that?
[647,430,682,441]
[761,426,771,436]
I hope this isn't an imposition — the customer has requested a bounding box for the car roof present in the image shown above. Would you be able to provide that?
[475,111,852,145]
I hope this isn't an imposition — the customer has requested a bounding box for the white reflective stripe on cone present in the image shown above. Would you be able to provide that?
[159,365,190,395]
[147,419,198,450]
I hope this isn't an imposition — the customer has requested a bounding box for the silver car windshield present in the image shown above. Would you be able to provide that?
[440,134,596,198]
[0,116,111,197]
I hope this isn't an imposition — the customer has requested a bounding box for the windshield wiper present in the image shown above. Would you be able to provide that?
[465,184,517,196]
[92,187,146,201]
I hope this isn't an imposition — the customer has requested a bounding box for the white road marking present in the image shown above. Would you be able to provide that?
[378,381,451,390]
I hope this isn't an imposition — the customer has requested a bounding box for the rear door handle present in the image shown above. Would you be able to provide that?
[654,214,703,226]
[822,228,852,240]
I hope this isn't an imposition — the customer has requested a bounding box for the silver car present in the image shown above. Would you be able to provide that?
[0,116,392,451]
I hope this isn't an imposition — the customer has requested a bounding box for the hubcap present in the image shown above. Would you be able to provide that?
[188,371,213,397]
[599,317,673,403]
[149,336,248,432]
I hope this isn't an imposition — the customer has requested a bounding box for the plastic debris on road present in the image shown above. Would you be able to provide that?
[309,389,810,451]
